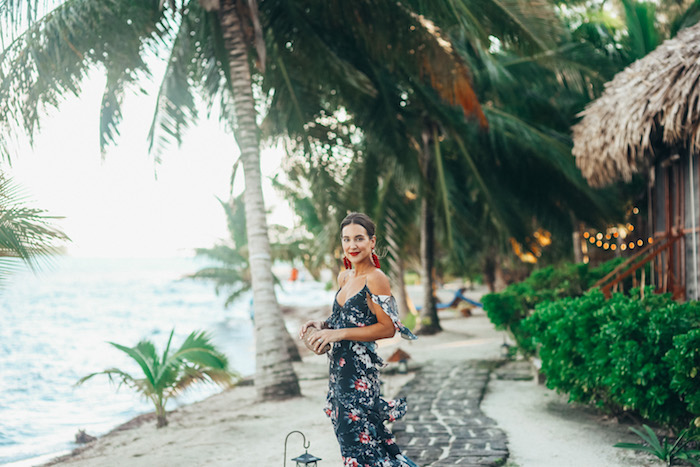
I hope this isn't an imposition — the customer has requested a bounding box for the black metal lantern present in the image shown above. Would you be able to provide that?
[291,451,322,466]
[284,430,322,466]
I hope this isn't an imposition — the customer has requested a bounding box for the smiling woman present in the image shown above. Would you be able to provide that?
[299,212,418,467]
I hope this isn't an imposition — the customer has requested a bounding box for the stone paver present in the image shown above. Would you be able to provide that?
[392,361,509,467]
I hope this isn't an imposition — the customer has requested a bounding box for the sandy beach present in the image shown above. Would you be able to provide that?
[41,286,664,467]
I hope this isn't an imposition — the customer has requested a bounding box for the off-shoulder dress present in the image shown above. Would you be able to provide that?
[324,283,419,467]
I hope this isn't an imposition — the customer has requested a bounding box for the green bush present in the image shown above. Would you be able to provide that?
[666,327,700,416]
[524,288,610,405]
[524,288,700,431]
[482,258,625,354]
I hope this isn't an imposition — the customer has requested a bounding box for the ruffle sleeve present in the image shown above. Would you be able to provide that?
[369,293,418,340]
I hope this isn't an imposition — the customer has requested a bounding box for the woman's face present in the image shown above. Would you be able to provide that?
[341,223,375,266]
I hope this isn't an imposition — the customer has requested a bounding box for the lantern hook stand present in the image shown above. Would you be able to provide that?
[284,430,311,466]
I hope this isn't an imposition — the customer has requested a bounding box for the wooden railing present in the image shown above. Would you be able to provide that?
[592,234,682,298]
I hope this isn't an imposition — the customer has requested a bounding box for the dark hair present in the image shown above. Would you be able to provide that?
[340,212,376,238]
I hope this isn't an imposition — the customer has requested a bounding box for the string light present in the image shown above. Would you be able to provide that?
[579,215,655,253]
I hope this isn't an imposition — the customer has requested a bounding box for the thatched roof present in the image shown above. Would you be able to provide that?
[572,22,700,187]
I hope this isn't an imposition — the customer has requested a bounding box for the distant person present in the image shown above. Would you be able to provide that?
[299,212,418,466]
[289,267,299,282]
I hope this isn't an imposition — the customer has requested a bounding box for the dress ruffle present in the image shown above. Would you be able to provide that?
[369,293,418,340]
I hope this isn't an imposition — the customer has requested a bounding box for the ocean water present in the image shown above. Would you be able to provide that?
[0,257,332,466]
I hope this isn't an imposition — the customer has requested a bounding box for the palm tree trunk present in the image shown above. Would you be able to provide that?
[390,255,411,320]
[219,0,300,400]
[384,212,411,319]
[571,212,582,263]
[154,396,168,428]
[417,122,441,335]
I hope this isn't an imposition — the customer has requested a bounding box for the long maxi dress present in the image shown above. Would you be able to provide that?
[324,283,419,467]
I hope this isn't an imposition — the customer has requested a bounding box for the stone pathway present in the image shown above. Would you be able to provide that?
[392,360,509,466]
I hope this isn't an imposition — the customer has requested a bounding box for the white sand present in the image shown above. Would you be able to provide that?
[41,286,664,466]
[482,378,664,467]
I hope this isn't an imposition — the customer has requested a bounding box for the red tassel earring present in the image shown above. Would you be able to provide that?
[343,256,352,269]
[371,250,381,269]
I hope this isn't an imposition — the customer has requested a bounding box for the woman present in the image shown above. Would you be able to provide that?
[300,212,419,467]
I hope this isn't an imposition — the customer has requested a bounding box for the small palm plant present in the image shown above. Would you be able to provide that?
[77,330,238,428]
[614,424,700,466]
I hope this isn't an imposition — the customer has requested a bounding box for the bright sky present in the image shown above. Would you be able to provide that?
[2,70,294,258]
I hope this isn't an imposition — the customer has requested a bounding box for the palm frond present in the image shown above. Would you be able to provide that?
[168,330,230,370]
[0,174,68,273]
[168,365,237,396]
[621,0,660,60]
[108,340,157,387]
[75,367,139,391]
[0,0,165,160]
[147,2,216,158]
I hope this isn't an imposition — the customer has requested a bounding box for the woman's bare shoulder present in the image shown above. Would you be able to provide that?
[366,269,391,295]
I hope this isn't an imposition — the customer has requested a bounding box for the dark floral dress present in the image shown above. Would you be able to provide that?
[324,284,419,467]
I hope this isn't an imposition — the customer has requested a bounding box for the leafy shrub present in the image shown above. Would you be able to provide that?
[523,288,610,404]
[482,258,624,354]
[666,327,700,416]
[524,288,700,431]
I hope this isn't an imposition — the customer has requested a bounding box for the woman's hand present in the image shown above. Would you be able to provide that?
[299,320,326,339]
[308,328,342,354]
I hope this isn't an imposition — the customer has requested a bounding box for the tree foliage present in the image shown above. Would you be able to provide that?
[77,329,238,428]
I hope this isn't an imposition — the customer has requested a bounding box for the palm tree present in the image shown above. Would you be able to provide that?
[77,329,237,428]
[0,0,490,397]
[187,193,303,361]
[0,0,301,399]
[189,196,252,307]
[0,173,68,281]
[262,1,578,333]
